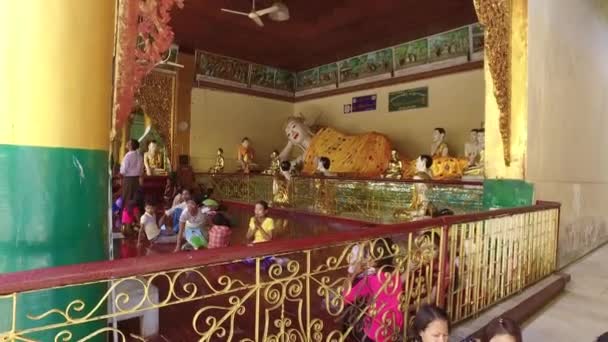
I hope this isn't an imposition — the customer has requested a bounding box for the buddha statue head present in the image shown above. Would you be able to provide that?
[470,129,479,143]
[432,128,446,143]
[477,129,485,150]
[416,154,433,174]
[241,137,250,149]
[148,140,158,154]
[284,116,314,147]
[217,148,224,156]
[271,150,279,159]
[390,149,399,160]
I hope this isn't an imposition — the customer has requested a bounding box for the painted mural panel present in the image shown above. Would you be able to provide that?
[195,51,250,86]
[275,70,296,92]
[296,68,319,91]
[250,64,276,89]
[339,48,393,86]
[394,38,429,70]
[318,63,338,88]
[428,27,470,63]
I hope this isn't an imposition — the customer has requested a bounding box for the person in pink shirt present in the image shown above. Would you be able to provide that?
[344,238,404,342]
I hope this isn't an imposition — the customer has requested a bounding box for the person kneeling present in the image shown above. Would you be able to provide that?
[174,196,208,252]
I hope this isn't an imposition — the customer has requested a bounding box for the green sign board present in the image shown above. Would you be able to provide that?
[388,87,429,112]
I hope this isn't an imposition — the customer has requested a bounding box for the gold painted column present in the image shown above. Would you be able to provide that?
[0,1,116,340]
[483,0,528,179]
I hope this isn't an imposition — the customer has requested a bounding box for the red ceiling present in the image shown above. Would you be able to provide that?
[172,0,478,71]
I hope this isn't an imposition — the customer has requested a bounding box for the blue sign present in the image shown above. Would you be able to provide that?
[345,94,377,114]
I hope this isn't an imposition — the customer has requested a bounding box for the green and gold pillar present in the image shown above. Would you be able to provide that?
[0,1,116,340]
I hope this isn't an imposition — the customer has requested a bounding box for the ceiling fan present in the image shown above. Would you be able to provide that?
[221,0,290,27]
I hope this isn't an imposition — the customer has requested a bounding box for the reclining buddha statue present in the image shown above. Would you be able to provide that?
[278,114,392,178]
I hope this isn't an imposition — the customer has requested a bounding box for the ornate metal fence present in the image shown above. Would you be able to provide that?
[0,202,559,342]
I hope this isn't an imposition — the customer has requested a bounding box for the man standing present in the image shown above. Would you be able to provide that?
[120,139,144,203]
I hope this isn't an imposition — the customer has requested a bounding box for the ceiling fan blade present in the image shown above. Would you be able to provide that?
[255,5,279,17]
[221,8,250,16]
[250,13,264,27]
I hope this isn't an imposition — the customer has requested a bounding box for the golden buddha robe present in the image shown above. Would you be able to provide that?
[262,157,281,175]
[302,127,392,177]
[430,157,469,180]
[431,142,449,159]
[144,151,164,175]
[464,150,485,176]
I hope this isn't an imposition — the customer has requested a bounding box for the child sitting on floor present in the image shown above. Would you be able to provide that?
[207,212,232,249]
[121,200,140,237]
[138,201,177,249]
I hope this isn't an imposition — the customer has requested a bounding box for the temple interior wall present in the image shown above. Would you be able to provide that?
[527,0,608,266]
[187,68,484,171]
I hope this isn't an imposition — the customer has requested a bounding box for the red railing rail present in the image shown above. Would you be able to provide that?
[0,201,560,295]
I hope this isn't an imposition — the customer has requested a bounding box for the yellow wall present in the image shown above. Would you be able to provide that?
[190,88,293,171]
[294,69,485,159]
[527,0,608,266]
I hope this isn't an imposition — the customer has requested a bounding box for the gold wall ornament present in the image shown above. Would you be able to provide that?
[474,0,512,166]
[136,70,176,158]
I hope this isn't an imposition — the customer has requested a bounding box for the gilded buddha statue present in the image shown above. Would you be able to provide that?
[143,140,166,176]
[394,155,436,220]
[382,149,404,179]
[314,157,337,214]
[262,150,281,175]
[209,148,225,174]
[464,129,485,177]
[272,160,294,207]
[237,137,258,174]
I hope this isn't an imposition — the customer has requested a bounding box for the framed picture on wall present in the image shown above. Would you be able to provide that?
[388,87,429,112]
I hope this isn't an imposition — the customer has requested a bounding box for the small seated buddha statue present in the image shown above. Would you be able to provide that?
[382,149,404,179]
[143,140,166,176]
[394,155,437,220]
[428,128,468,180]
[464,129,480,166]
[314,157,337,214]
[209,148,225,174]
[272,160,294,207]
[430,128,449,158]
[262,150,281,175]
[237,137,258,174]
[464,129,485,177]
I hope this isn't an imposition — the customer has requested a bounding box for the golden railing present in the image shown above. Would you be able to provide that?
[0,202,559,341]
[196,173,485,222]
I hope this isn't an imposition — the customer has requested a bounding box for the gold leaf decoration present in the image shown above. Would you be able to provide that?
[474,0,512,166]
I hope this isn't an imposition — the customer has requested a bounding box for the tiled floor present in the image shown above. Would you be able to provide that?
[523,244,608,341]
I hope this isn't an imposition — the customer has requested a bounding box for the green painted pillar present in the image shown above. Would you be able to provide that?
[0,1,116,340]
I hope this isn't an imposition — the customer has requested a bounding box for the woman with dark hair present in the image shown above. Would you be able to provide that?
[343,238,403,341]
[483,317,522,342]
[412,304,450,342]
